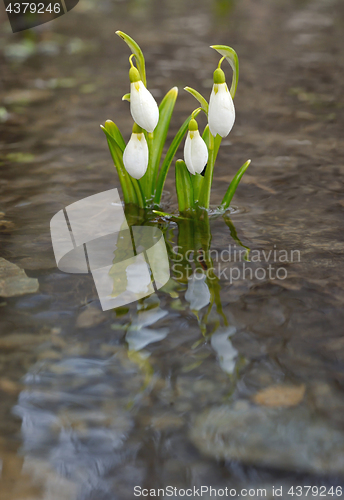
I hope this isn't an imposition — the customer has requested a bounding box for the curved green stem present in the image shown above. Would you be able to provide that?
[116,31,147,86]
[210,45,239,99]
[199,132,215,209]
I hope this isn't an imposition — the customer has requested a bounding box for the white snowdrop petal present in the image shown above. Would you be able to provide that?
[184,134,195,175]
[208,83,235,138]
[130,81,159,133]
[184,130,208,175]
[190,131,209,174]
[123,133,149,179]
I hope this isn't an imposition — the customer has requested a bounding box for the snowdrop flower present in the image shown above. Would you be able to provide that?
[184,118,208,175]
[208,58,235,138]
[129,55,159,133]
[123,123,148,179]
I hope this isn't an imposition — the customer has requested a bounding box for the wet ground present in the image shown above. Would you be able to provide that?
[0,0,344,498]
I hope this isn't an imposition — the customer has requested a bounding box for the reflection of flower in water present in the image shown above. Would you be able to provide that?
[211,327,238,374]
[125,260,151,294]
[185,272,211,311]
[12,353,141,500]
[126,304,169,352]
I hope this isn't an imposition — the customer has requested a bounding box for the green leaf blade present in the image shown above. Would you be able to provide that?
[116,31,147,86]
[219,159,251,211]
[103,120,126,152]
[154,108,201,207]
[175,160,194,213]
[146,87,178,199]
[192,174,204,205]
[184,87,209,115]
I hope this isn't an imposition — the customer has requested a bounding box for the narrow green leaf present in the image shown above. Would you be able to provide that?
[192,173,204,204]
[101,125,145,208]
[153,210,187,221]
[184,87,209,115]
[122,93,131,102]
[202,124,210,144]
[116,31,146,86]
[146,87,178,199]
[103,120,126,152]
[199,126,222,209]
[219,159,251,211]
[202,125,221,156]
[175,160,194,213]
[154,109,201,206]
[214,134,222,159]
[211,45,239,99]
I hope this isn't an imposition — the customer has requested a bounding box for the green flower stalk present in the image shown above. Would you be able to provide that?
[101,32,250,213]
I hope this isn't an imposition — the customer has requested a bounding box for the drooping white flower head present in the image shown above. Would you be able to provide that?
[184,118,208,175]
[208,64,235,138]
[123,123,149,179]
[129,59,159,133]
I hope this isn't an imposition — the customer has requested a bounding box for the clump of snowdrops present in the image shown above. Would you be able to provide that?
[101,31,250,215]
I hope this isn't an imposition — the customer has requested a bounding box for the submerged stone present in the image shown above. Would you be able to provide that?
[0,258,39,297]
[190,403,344,475]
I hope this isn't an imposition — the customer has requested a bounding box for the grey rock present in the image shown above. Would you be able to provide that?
[0,258,39,297]
[190,403,344,475]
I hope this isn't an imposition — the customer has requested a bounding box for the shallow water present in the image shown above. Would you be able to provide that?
[1,0,344,498]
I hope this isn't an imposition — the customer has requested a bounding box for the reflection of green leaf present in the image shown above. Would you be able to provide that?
[6,153,35,163]
[127,350,154,393]
[116,31,147,86]
[184,87,209,115]
[211,45,239,99]
[223,216,250,261]
[219,159,251,210]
